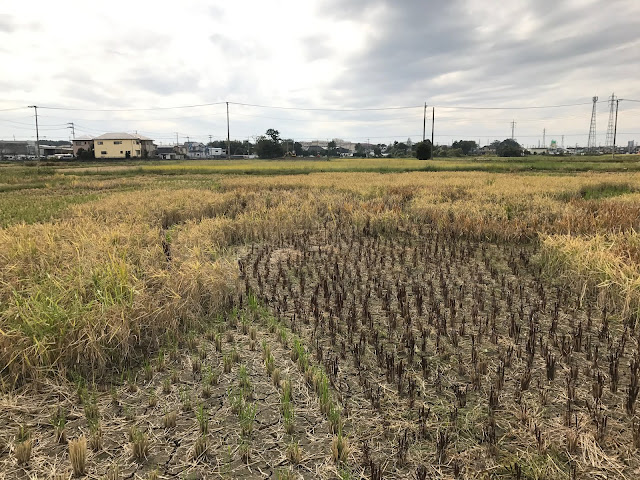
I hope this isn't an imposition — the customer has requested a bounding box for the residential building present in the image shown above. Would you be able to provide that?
[72,135,94,156]
[92,132,157,159]
[137,134,157,158]
[206,146,226,158]
[157,145,184,160]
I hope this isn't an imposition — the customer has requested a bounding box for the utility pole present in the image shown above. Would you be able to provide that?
[430,107,434,159]
[587,96,598,153]
[175,132,179,146]
[422,102,427,142]
[511,120,516,140]
[67,122,75,139]
[543,128,546,148]
[226,102,231,160]
[613,98,619,158]
[28,105,40,158]
[209,135,212,144]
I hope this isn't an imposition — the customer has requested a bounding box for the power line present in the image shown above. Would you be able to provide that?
[37,101,227,112]
[229,102,421,112]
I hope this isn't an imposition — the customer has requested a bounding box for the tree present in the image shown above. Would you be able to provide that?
[266,129,280,143]
[327,140,337,157]
[451,140,478,155]
[256,129,284,159]
[415,140,432,160]
[496,139,522,157]
[373,146,382,157]
[354,143,366,157]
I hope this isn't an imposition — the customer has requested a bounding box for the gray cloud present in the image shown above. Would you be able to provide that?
[125,69,201,96]
[0,14,15,33]
[302,34,335,61]
[315,0,640,109]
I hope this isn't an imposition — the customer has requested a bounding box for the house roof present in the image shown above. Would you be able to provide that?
[94,132,140,140]
[73,135,93,141]
[92,132,155,142]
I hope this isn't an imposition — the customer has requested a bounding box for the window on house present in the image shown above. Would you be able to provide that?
[101,151,107,155]
[97,141,103,145]
[114,141,122,145]
[120,151,123,154]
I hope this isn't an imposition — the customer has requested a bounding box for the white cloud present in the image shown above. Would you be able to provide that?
[0,0,639,147]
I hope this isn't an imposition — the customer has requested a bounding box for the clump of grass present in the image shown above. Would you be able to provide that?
[223,354,232,373]
[89,424,103,452]
[287,441,302,464]
[196,404,209,434]
[69,435,87,476]
[239,402,257,437]
[51,406,67,443]
[129,426,150,462]
[240,440,251,462]
[191,356,202,375]
[14,425,32,466]
[331,433,350,464]
[105,462,120,480]
[143,361,153,382]
[192,435,208,461]
[180,388,192,412]
[163,410,177,429]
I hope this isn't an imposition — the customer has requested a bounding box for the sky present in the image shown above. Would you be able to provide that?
[1,0,639,147]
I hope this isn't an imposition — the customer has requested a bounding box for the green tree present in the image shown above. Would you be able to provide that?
[256,129,284,159]
[496,139,522,157]
[415,140,432,160]
[451,140,478,155]
[266,129,280,143]
[354,143,365,157]
[327,140,337,157]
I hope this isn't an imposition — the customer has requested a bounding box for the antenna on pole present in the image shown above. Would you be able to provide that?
[587,96,598,153]
[67,122,75,139]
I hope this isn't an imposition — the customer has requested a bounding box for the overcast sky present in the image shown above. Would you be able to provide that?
[1,0,639,147]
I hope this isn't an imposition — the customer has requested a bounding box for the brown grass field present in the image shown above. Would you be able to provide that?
[0,158,639,479]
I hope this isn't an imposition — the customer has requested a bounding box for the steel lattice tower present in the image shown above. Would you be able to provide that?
[587,96,598,153]
[605,93,616,151]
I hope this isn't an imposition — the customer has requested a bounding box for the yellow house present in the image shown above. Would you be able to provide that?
[93,132,143,159]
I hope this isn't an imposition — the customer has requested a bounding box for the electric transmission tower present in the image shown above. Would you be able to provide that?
[587,96,598,153]
[605,93,616,152]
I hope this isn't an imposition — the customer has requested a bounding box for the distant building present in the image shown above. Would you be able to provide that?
[157,145,184,160]
[72,135,94,156]
[40,145,73,157]
[0,140,35,158]
[206,146,226,158]
[92,132,157,159]
[528,147,548,155]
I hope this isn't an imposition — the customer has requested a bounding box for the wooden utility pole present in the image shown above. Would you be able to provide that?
[226,102,231,160]
[422,102,427,142]
[430,107,434,160]
[28,105,40,158]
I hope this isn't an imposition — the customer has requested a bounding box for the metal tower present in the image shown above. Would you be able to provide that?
[605,93,616,151]
[587,96,598,153]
